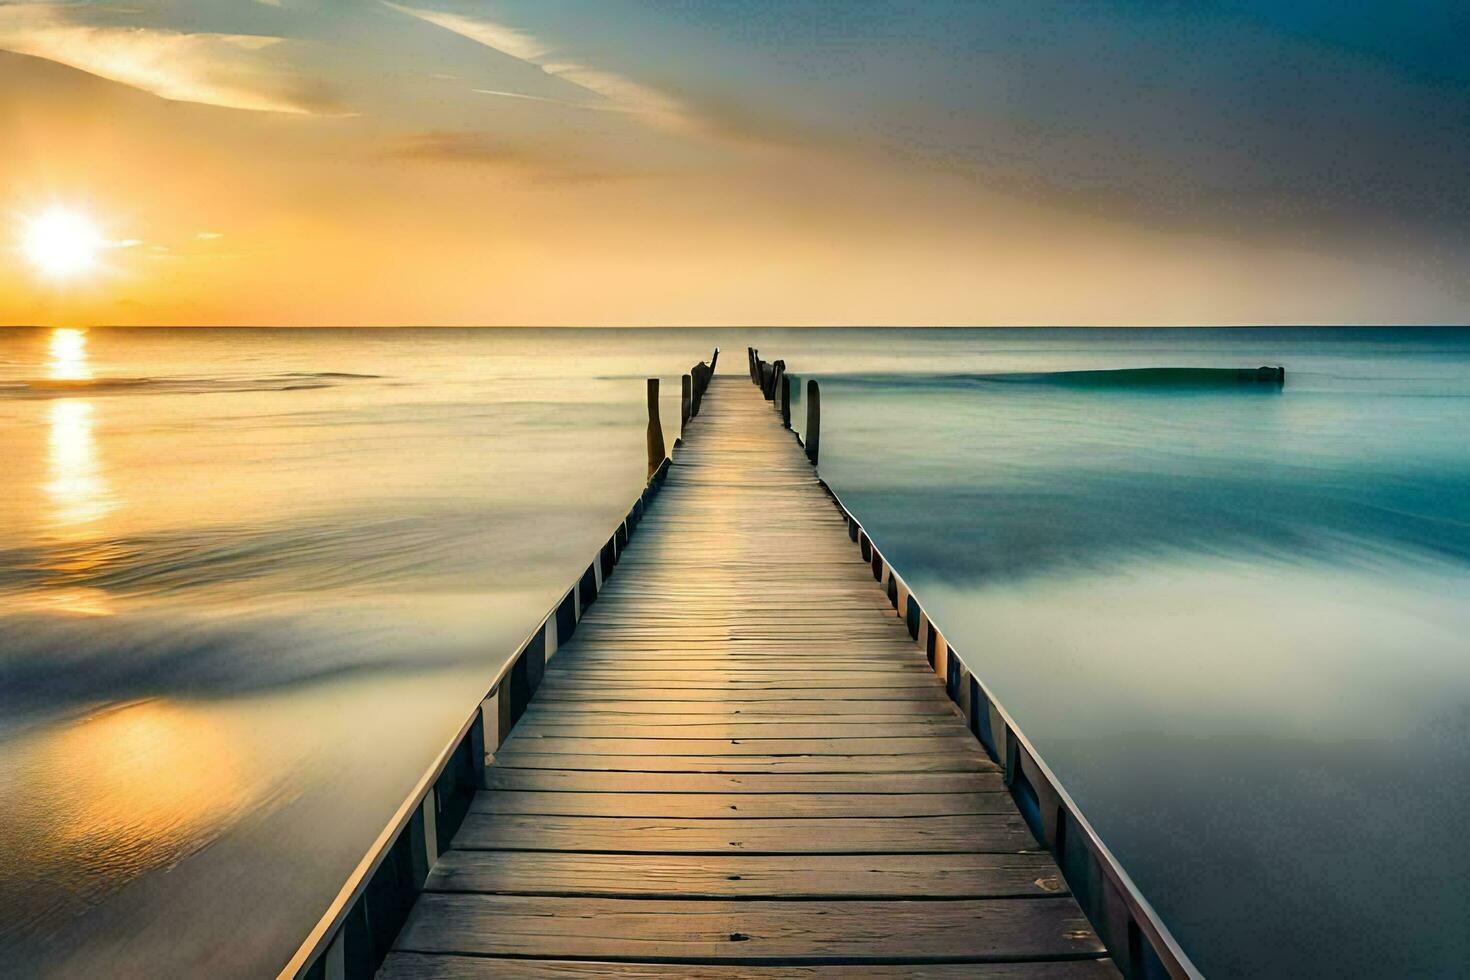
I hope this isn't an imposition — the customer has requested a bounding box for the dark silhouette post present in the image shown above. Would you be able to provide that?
[646,378,666,479]
[805,379,820,465]
[779,372,792,428]
[681,373,692,434]
[691,362,708,416]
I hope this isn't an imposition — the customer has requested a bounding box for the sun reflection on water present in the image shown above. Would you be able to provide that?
[42,328,114,536]
[48,327,92,381]
[36,328,117,613]
[45,399,114,532]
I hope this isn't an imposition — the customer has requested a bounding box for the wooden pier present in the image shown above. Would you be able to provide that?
[289,358,1196,980]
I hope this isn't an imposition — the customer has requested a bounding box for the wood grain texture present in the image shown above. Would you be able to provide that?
[452,813,1038,854]
[395,894,1105,963]
[389,375,1112,975]
[497,735,987,757]
[470,790,1015,818]
[425,851,1066,899]
[381,953,1121,979]
[482,768,1006,794]
[488,752,993,774]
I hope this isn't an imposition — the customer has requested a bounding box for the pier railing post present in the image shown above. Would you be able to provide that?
[804,379,820,465]
[681,373,692,434]
[779,372,792,428]
[766,358,784,403]
[646,378,666,479]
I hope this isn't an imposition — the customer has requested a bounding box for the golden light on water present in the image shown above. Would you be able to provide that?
[42,330,115,543]
[46,400,113,531]
[19,207,105,281]
[48,700,255,859]
[48,327,92,381]
[0,700,271,932]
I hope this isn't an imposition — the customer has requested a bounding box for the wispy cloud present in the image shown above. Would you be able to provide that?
[471,88,626,114]
[383,130,633,184]
[381,2,690,131]
[0,4,339,115]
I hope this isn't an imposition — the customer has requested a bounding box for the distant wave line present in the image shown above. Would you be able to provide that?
[827,366,1286,390]
[0,372,383,399]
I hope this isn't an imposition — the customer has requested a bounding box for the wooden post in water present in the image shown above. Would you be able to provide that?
[646,378,666,479]
[779,372,792,428]
[805,378,821,465]
[691,362,708,417]
[710,347,720,372]
[681,373,692,434]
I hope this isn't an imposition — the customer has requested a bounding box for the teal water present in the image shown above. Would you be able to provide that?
[0,327,1466,977]
[762,327,1470,978]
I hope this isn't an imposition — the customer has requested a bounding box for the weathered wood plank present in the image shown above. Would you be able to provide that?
[510,722,957,739]
[482,769,1006,795]
[393,895,1105,963]
[530,688,953,703]
[516,700,958,717]
[533,677,943,691]
[471,791,1016,818]
[489,753,995,774]
[452,813,1037,854]
[498,735,986,757]
[425,851,1065,899]
[381,953,1119,978]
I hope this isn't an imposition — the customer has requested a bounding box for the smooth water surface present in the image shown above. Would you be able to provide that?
[755,327,1470,978]
[0,327,710,976]
[2,326,1467,978]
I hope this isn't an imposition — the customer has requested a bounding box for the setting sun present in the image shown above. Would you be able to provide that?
[20,207,105,281]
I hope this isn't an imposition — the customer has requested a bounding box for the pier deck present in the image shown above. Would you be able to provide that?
[378,375,1115,977]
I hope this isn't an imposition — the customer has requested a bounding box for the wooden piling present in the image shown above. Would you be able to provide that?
[804,378,821,465]
[766,358,785,403]
[690,361,711,417]
[680,374,692,433]
[646,378,666,479]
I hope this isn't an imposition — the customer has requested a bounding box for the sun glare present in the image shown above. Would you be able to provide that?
[20,207,105,281]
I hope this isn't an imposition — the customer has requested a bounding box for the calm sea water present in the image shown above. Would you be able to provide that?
[1,327,1467,977]
[0,327,709,976]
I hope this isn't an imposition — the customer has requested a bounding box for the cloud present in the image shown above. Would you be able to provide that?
[381,2,689,131]
[383,130,632,183]
[472,87,628,113]
[0,4,338,114]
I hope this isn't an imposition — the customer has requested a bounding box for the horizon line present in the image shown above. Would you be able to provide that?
[3,322,1469,330]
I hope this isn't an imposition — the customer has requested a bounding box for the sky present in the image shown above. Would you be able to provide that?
[0,0,1467,326]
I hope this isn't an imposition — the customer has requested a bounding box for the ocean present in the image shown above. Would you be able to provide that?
[1,327,1467,977]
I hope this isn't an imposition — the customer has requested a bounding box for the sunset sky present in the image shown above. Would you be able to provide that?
[1,1,1467,326]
